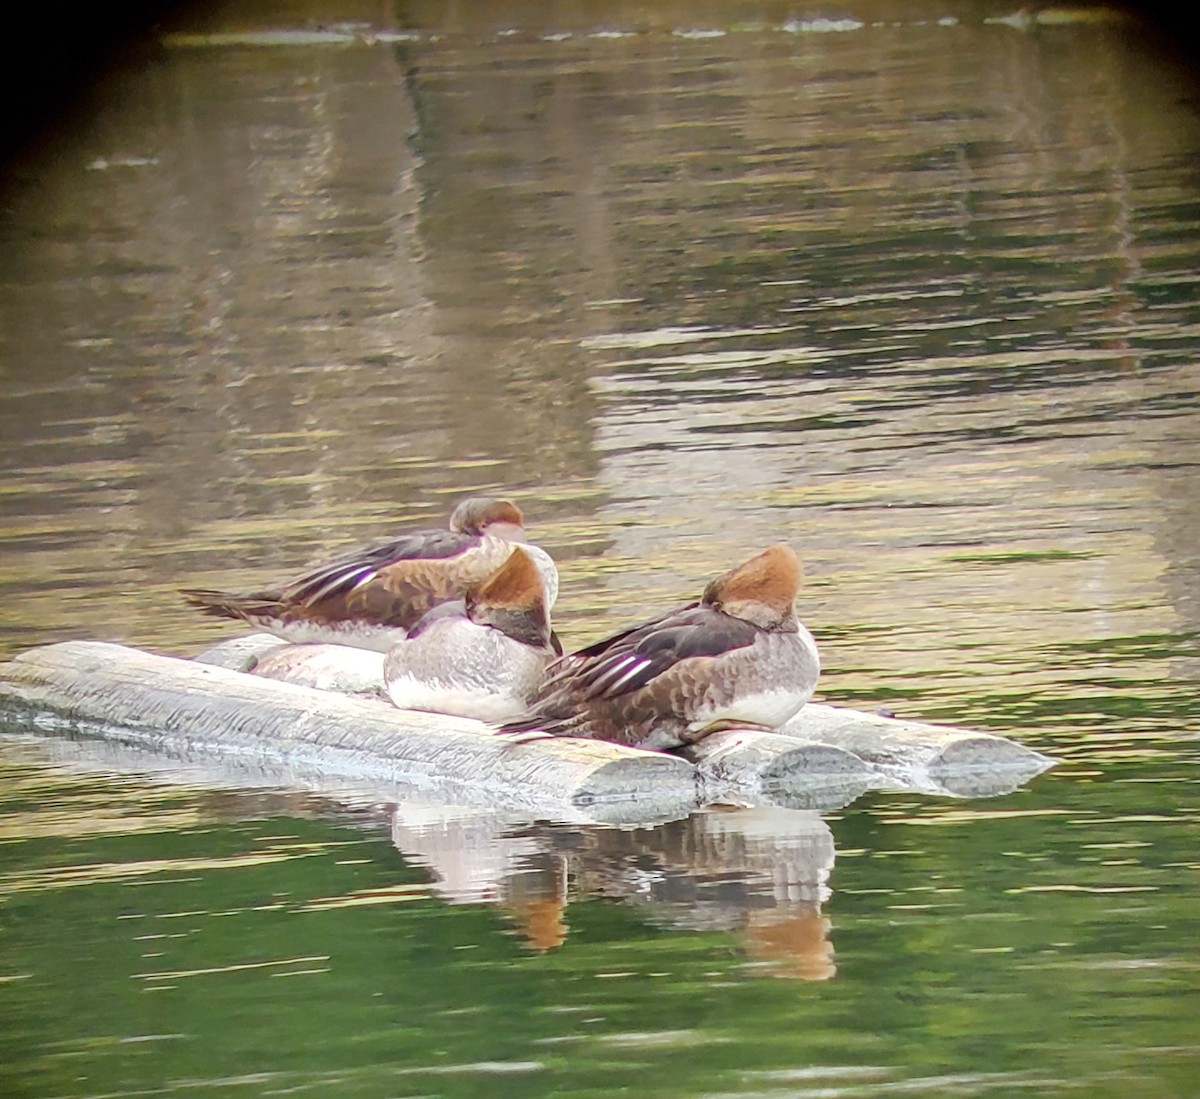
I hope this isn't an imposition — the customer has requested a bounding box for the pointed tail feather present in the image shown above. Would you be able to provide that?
[180,588,283,622]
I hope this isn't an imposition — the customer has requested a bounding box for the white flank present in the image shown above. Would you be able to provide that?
[690,685,813,732]
[385,677,527,723]
[689,626,820,731]
[250,617,406,653]
[383,616,551,722]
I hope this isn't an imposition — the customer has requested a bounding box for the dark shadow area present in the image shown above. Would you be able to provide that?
[0,1,197,170]
[3,1,1196,182]
[1125,4,1200,101]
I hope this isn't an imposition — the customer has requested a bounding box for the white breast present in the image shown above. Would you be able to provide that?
[688,625,820,732]
[383,617,550,722]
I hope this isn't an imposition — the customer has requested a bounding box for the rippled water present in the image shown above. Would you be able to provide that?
[2,2,1199,1096]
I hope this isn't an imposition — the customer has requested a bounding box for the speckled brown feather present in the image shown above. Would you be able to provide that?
[182,537,513,636]
[365,540,517,624]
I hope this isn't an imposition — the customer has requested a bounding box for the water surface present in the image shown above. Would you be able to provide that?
[1,2,1199,1096]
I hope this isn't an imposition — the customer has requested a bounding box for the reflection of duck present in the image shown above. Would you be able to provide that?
[182,497,558,651]
[744,909,835,981]
[579,807,836,980]
[501,545,819,750]
[387,800,835,977]
[500,855,570,953]
[384,547,561,721]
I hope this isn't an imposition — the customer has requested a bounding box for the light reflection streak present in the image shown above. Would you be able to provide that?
[300,883,434,910]
[133,955,330,981]
[1009,885,1158,894]
[0,846,336,897]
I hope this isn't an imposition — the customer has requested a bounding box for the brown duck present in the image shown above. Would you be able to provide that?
[182,496,558,652]
[500,544,819,750]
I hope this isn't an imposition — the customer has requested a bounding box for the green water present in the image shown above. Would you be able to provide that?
[2,1,1200,1095]
[3,756,1198,1097]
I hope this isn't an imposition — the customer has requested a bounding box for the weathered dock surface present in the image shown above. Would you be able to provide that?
[778,704,1053,798]
[0,639,1057,815]
[0,641,698,817]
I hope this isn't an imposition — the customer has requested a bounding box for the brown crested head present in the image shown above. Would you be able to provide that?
[472,547,543,611]
[467,547,553,649]
[701,544,802,629]
[448,496,526,537]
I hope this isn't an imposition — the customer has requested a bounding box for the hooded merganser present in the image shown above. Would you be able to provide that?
[383,546,561,722]
[500,544,819,751]
[182,496,558,652]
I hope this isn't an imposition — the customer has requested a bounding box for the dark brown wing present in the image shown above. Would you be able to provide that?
[535,603,698,690]
[502,604,759,737]
[539,603,762,699]
[282,530,477,605]
[180,588,286,621]
[182,529,484,632]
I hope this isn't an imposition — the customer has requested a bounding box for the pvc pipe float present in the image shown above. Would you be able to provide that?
[778,704,1057,797]
[0,639,1057,813]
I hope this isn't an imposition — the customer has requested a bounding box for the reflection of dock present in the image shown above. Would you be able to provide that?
[0,636,1057,983]
[2,715,1050,982]
[0,727,844,978]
